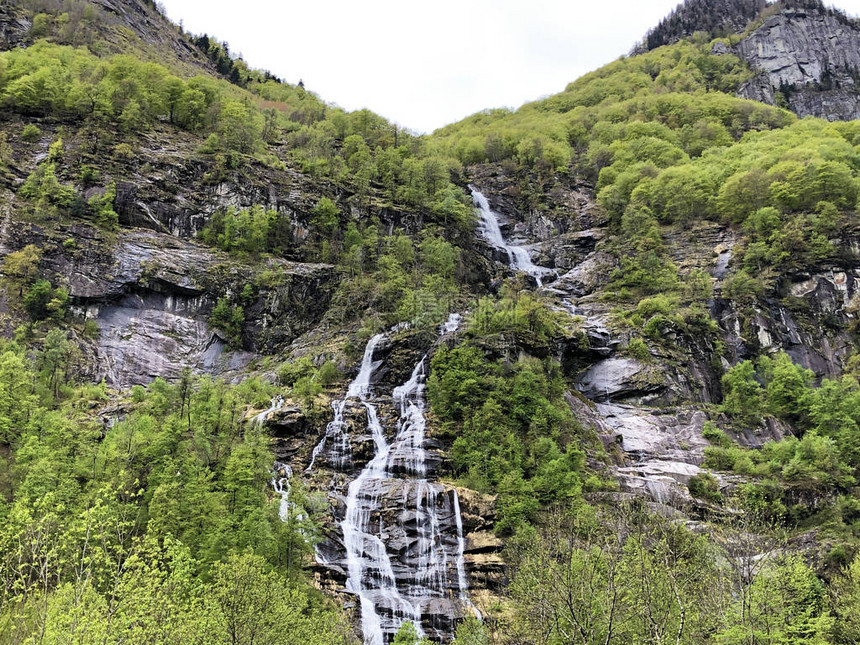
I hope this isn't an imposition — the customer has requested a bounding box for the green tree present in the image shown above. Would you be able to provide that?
[393,620,431,645]
[311,197,340,234]
[721,361,764,426]
[717,554,833,645]
[209,298,244,349]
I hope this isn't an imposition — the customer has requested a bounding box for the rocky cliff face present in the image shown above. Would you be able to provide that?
[736,6,860,120]
[2,214,337,387]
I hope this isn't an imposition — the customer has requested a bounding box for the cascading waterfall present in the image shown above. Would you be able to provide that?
[272,461,293,521]
[254,396,298,524]
[306,334,385,472]
[254,394,284,426]
[470,186,556,286]
[309,320,476,643]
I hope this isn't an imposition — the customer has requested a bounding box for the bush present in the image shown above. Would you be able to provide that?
[702,421,732,447]
[316,360,339,387]
[626,337,651,361]
[23,279,67,320]
[21,124,41,142]
[688,472,722,503]
[720,360,763,425]
[277,356,315,387]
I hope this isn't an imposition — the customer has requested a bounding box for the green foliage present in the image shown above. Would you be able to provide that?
[720,360,764,425]
[722,269,764,304]
[330,228,462,331]
[716,554,833,644]
[276,357,340,409]
[705,430,853,523]
[87,183,118,229]
[432,39,772,171]
[209,297,244,348]
[2,244,42,295]
[428,328,584,534]
[609,204,680,297]
[21,123,41,142]
[311,197,340,233]
[453,616,489,645]
[393,621,431,645]
[759,352,814,421]
[702,420,733,448]
[0,337,349,644]
[626,337,651,361]
[200,205,275,256]
[23,278,68,321]
[831,555,860,643]
[509,507,728,645]
[19,161,78,208]
[467,287,562,349]
[688,471,722,503]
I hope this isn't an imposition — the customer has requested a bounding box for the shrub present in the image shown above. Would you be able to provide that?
[688,472,722,503]
[626,337,651,361]
[21,124,41,142]
[702,421,732,447]
[720,360,763,425]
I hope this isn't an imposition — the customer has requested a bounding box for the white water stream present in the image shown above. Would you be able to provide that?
[470,187,555,286]
[306,334,385,473]
[306,320,476,643]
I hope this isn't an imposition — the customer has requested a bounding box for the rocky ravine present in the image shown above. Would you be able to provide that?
[469,168,860,517]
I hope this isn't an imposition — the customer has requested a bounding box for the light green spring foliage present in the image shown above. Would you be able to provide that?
[327,226,466,331]
[505,506,840,645]
[0,40,470,223]
[0,343,353,644]
[393,621,432,645]
[696,352,860,525]
[831,554,860,643]
[428,36,860,301]
[430,39,772,169]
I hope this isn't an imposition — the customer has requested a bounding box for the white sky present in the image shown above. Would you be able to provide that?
[160,0,860,134]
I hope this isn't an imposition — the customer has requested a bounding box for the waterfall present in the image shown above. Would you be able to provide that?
[253,397,295,524]
[306,334,386,472]
[452,490,480,619]
[271,462,293,521]
[440,312,462,335]
[470,186,555,286]
[308,329,477,643]
[254,394,284,426]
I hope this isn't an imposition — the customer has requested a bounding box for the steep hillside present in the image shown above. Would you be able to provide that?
[0,0,214,74]
[3,0,860,644]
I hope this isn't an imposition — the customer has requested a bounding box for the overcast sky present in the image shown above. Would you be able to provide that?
[160,0,860,134]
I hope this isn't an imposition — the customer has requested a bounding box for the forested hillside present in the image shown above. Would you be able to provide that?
[3,0,860,643]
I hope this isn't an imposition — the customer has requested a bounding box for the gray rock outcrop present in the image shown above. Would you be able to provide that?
[736,6,860,120]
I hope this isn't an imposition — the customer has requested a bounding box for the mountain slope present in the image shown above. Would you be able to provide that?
[737,1,860,120]
[1,0,215,75]
[2,0,860,643]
